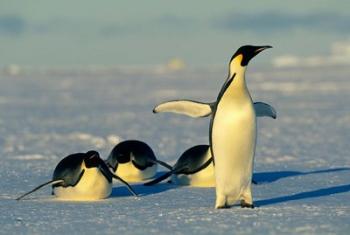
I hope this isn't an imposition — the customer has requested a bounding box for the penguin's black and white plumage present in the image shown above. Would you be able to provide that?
[210,45,272,208]
[106,140,172,182]
[16,150,137,200]
[152,45,272,208]
[144,145,215,187]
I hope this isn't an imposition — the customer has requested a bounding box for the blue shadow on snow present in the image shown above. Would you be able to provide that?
[253,167,350,184]
[254,167,350,206]
[256,184,350,206]
[111,171,178,198]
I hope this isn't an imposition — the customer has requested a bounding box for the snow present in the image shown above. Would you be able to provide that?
[0,66,349,234]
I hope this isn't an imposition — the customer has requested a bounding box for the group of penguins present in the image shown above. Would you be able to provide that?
[17,45,276,208]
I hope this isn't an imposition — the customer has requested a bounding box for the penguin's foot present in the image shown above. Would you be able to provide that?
[240,200,254,209]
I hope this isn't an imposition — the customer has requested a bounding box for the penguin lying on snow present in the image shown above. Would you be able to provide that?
[105,140,172,182]
[144,145,215,187]
[16,150,137,200]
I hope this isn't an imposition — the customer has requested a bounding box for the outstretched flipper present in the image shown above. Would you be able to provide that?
[149,159,173,170]
[254,102,277,119]
[111,174,138,197]
[153,100,213,118]
[144,171,174,186]
[16,179,64,201]
[154,100,276,119]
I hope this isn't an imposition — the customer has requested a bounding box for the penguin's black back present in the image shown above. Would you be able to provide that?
[174,145,210,174]
[52,153,86,188]
[107,140,156,170]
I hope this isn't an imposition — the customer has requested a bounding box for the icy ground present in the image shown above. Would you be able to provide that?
[0,66,349,234]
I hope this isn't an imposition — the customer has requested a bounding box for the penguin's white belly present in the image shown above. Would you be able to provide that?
[212,101,256,197]
[54,168,112,200]
[116,162,157,182]
[172,163,215,187]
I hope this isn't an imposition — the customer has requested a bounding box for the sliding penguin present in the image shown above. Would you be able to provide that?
[144,145,215,187]
[106,140,172,182]
[210,45,272,208]
[16,150,137,200]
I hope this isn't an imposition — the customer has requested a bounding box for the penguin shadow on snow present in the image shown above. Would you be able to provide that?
[253,167,350,184]
[254,167,350,206]
[110,171,178,197]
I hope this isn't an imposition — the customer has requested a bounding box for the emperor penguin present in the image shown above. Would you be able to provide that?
[16,150,137,200]
[211,45,272,208]
[152,45,272,208]
[105,140,172,182]
[144,145,215,187]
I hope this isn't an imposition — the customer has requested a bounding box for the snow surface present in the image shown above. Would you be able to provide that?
[0,66,349,234]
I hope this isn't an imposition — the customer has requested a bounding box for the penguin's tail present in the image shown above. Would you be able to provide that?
[144,171,173,186]
[16,179,64,201]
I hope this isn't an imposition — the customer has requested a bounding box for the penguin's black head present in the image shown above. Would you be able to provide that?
[231,45,272,66]
[84,150,102,168]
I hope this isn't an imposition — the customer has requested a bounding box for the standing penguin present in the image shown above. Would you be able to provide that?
[144,145,215,187]
[211,45,272,208]
[16,150,137,200]
[105,140,172,182]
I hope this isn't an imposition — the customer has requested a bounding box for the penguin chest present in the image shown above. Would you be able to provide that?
[54,168,112,200]
[212,99,256,190]
[172,163,215,187]
[115,162,157,182]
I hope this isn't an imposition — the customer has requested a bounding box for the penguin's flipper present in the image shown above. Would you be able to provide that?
[144,171,174,186]
[16,179,64,201]
[254,102,277,119]
[104,159,117,171]
[111,174,138,197]
[150,159,173,170]
[104,156,117,171]
[184,157,213,175]
[153,100,213,118]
